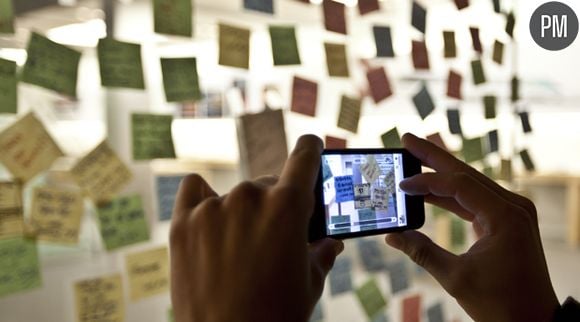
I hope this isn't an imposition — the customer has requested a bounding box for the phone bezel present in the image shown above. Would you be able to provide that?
[308,148,424,242]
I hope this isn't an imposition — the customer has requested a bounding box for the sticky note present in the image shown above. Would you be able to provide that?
[500,159,512,181]
[367,66,393,104]
[153,0,192,37]
[21,32,81,97]
[75,274,124,322]
[218,23,250,69]
[506,12,515,38]
[447,109,462,135]
[519,111,532,133]
[325,135,346,149]
[0,238,41,297]
[412,41,429,70]
[0,0,14,34]
[411,1,426,33]
[427,132,448,151]
[337,95,361,133]
[373,26,394,58]
[97,38,145,89]
[511,76,520,103]
[0,181,23,239]
[334,176,355,203]
[269,26,301,66]
[471,59,486,85]
[244,0,274,14]
[168,308,174,322]
[126,246,170,301]
[493,0,500,13]
[462,137,484,163]
[519,149,535,171]
[160,57,201,102]
[156,175,184,221]
[0,58,17,114]
[470,27,482,53]
[324,43,349,77]
[356,278,387,318]
[402,294,421,322]
[451,217,466,249]
[361,155,380,183]
[323,0,347,35]
[443,31,456,58]
[30,187,84,244]
[447,70,462,99]
[354,184,372,209]
[388,260,410,294]
[483,165,494,178]
[493,40,504,64]
[413,84,435,120]
[455,0,468,10]
[291,76,317,117]
[484,96,497,119]
[372,314,389,322]
[358,0,380,15]
[310,302,324,322]
[427,302,445,322]
[71,141,132,202]
[237,109,288,179]
[0,113,63,182]
[329,257,353,295]
[131,113,175,160]
[384,170,396,195]
[97,195,149,251]
[357,238,386,272]
[381,127,402,148]
[372,187,388,210]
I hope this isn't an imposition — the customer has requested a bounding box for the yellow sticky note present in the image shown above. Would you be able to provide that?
[0,181,23,239]
[126,246,169,301]
[30,187,84,244]
[324,43,349,77]
[0,113,63,182]
[75,274,124,322]
[218,23,250,69]
[71,141,132,202]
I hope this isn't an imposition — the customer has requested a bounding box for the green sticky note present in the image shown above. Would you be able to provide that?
[153,0,192,37]
[97,38,145,89]
[269,26,301,66]
[356,278,387,319]
[161,57,201,102]
[381,127,402,148]
[131,113,176,160]
[451,217,465,249]
[471,59,486,85]
[483,95,496,119]
[0,58,17,114]
[0,238,42,297]
[462,137,484,163]
[168,308,175,322]
[21,32,81,97]
[97,195,150,251]
[511,76,520,103]
[483,166,494,178]
[0,0,14,34]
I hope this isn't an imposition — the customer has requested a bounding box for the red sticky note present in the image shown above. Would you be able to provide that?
[427,132,448,151]
[290,76,318,117]
[412,41,429,70]
[470,27,483,53]
[366,66,393,104]
[447,70,462,99]
[358,0,380,15]
[455,0,469,10]
[402,294,422,322]
[325,136,347,149]
[323,0,347,35]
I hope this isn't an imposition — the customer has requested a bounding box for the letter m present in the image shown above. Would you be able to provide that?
[553,15,568,38]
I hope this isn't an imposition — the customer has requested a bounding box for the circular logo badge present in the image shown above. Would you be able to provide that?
[529,1,579,51]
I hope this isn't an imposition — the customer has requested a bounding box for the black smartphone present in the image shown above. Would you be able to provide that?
[308,148,424,242]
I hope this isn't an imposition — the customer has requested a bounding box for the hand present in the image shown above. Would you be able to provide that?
[386,133,560,322]
[169,135,344,322]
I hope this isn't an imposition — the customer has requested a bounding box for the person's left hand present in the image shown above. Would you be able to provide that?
[169,135,344,322]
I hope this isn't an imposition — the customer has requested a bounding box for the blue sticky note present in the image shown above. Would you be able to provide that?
[334,175,354,203]
[156,175,184,221]
[329,257,353,296]
[358,238,386,272]
[244,0,274,14]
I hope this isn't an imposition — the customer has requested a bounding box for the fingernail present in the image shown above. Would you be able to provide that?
[399,178,411,190]
[386,234,404,249]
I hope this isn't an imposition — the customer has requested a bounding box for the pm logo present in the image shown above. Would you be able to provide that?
[530,1,578,51]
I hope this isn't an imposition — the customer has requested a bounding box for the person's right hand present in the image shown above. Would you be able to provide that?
[386,133,560,322]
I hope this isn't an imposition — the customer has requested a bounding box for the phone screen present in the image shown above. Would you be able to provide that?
[321,152,408,236]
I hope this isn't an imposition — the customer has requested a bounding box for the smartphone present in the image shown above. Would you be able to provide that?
[308,149,424,242]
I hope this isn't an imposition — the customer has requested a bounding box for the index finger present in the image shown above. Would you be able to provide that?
[278,135,323,190]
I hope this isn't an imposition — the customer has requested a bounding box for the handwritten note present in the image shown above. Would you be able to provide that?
[412,41,429,70]
[218,23,251,69]
[0,0,14,34]
[269,26,301,66]
[447,109,462,135]
[358,0,380,15]
[21,32,81,97]
[367,66,393,104]
[402,294,421,322]
[324,43,349,77]
[71,141,132,202]
[0,113,63,182]
[356,278,387,319]
[411,1,426,33]
[334,176,354,203]
[511,76,520,102]
[290,76,317,117]
[500,159,513,181]
[484,95,497,119]
[455,0,468,10]
[74,274,124,322]
[462,137,484,163]
[493,0,500,12]
[413,84,435,120]
[384,170,396,195]
[337,95,361,133]
[97,195,149,251]
[471,59,486,85]
[487,129,499,153]
[237,109,288,179]
[519,149,535,171]
[361,155,380,183]
[244,0,273,14]
[30,187,84,244]
[323,0,347,34]
[97,38,145,89]
[443,31,456,58]
[427,302,445,322]
[493,40,504,64]
[156,175,184,221]
[470,27,482,53]
[329,257,353,296]
[506,12,515,38]
[160,57,202,102]
[373,26,394,57]
[153,0,192,37]
[0,181,23,239]
[0,238,41,297]
[131,113,176,160]
[388,260,410,294]
[357,238,386,272]
[0,58,17,114]
[325,135,346,149]
[126,246,169,301]
[381,127,402,148]
[447,70,462,99]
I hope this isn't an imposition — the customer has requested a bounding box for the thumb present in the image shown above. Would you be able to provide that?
[308,238,344,296]
[385,231,458,287]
